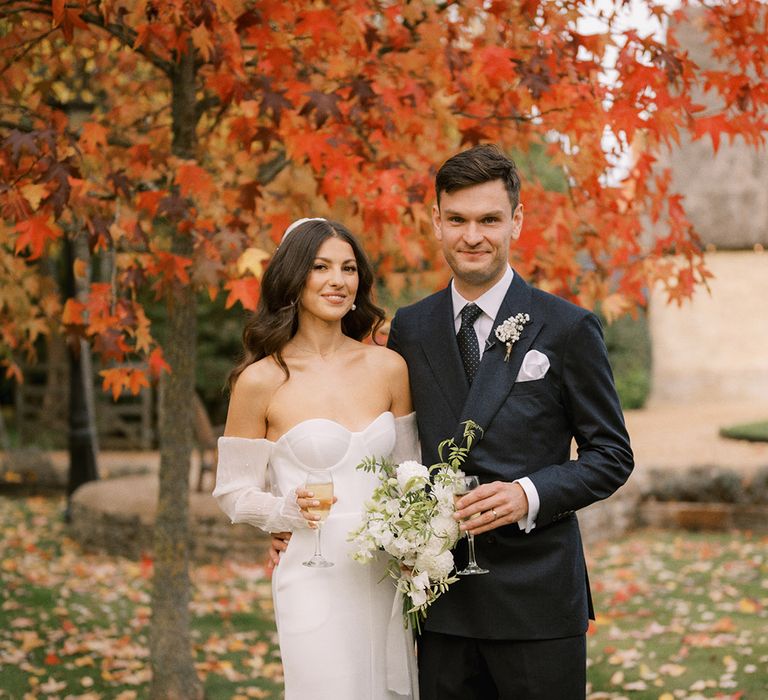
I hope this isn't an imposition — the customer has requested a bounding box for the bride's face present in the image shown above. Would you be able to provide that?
[299,236,359,322]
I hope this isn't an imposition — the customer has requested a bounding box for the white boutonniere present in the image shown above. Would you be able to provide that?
[494,313,531,362]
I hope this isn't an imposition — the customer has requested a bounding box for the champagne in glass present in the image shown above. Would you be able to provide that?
[455,475,489,576]
[302,470,334,568]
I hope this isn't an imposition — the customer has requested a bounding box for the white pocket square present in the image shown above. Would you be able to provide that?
[516,349,550,382]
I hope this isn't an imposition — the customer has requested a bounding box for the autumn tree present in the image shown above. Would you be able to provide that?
[1,0,766,696]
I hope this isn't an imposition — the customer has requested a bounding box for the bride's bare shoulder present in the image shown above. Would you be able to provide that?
[226,358,285,438]
[234,357,285,396]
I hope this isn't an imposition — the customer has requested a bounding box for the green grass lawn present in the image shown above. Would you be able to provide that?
[586,533,767,699]
[0,495,766,699]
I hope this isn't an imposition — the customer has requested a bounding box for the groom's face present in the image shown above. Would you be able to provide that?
[433,179,523,300]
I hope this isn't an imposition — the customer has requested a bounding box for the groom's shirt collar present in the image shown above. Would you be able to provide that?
[451,266,514,352]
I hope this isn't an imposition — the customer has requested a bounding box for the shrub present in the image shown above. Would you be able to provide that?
[744,466,768,504]
[643,466,747,504]
[719,421,768,443]
[601,310,652,410]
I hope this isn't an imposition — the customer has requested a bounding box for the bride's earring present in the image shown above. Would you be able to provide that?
[351,303,357,311]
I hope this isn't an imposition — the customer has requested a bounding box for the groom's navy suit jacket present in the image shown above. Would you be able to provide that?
[388,271,633,640]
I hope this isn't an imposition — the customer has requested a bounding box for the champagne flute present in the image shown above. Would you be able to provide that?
[455,475,489,576]
[302,470,334,568]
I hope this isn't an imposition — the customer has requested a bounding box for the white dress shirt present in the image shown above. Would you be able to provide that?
[451,267,540,533]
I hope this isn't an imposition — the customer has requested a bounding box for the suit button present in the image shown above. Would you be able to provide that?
[486,535,496,544]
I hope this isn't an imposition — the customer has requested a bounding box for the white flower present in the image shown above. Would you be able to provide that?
[416,549,455,580]
[432,483,456,516]
[349,422,481,631]
[409,588,428,607]
[395,460,430,492]
[411,571,430,591]
[431,515,459,543]
[389,536,414,558]
[385,499,400,515]
[494,312,531,361]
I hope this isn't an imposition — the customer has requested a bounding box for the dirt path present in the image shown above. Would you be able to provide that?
[625,399,768,477]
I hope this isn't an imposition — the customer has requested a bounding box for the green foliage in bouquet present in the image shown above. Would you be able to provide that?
[349,421,483,632]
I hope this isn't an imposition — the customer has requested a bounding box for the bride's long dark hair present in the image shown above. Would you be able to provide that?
[228,219,385,389]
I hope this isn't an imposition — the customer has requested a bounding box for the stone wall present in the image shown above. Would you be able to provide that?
[649,250,768,404]
[578,476,643,550]
[69,475,270,564]
[69,473,644,563]
[662,10,768,250]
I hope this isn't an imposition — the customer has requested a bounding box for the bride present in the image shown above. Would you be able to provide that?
[213,218,419,699]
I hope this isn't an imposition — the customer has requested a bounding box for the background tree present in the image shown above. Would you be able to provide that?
[1,1,766,696]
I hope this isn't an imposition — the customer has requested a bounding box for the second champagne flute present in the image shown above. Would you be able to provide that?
[302,469,334,568]
[455,475,489,576]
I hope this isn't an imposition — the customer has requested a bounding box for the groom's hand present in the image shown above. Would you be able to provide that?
[453,481,529,535]
[266,531,292,574]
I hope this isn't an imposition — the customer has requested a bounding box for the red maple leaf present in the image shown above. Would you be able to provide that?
[14,216,61,259]
[224,277,260,311]
[175,162,215,206]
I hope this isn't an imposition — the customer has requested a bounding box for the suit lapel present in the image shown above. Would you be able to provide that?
[419,287,469,421]
[456,274,544,441]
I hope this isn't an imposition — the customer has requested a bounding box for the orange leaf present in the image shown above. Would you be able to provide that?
[128,369,149,395]
[14,216,61,260]
[100,368,128,401]
[224,277,261,311]
[136,190,166,217]
[151,252,192,285]
[175,162,215,206]
[79,121,108,154]
[51,0,65,26]
[100,367,148,400]
[148,347,171,379]
[61,298,86,325]
[191,24,213,61]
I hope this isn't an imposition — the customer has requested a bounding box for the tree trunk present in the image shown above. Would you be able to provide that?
[148,46,204,700]
[64,233,100,522]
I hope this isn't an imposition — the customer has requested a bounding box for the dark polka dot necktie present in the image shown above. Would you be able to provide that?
[457,303,483,384]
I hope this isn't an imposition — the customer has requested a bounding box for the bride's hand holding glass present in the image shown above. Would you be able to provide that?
[296,482,337,528]
[297,470,337,568]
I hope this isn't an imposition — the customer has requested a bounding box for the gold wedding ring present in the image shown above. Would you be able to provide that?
[491,508,499,520]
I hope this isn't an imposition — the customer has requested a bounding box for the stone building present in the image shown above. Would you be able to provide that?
[648,12,768,405]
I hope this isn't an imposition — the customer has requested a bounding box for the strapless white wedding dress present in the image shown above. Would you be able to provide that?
[213,412,420,699]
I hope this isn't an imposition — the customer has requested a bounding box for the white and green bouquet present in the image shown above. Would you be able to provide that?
[348,421,482,631]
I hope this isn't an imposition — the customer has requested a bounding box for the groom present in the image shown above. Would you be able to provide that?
[386,144,634,699]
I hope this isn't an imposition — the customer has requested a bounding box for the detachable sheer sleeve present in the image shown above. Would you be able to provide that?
[212,436,308,533]
[391,412,421,464]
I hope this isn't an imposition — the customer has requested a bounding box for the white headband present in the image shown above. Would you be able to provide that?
[282,217,327,242]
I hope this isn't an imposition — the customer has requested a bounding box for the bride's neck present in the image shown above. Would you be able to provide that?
[290,317,347,357]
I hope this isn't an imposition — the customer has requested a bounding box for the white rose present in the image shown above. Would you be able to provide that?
[415,549,455,580]
[396,461,430,493]
[430,514,459,544]
[389,536,413,558]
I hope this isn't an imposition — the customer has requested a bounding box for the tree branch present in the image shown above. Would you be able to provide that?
[79,12,175,76]
[257,151,289,186]
[0,1,57,78]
